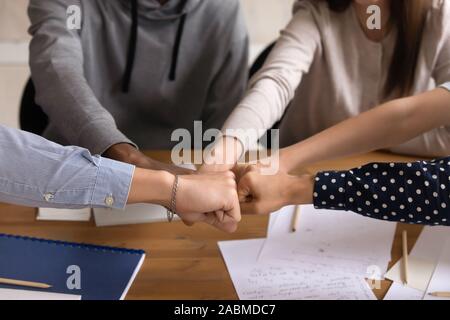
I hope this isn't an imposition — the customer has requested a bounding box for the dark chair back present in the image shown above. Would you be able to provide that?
[249,42,276,79]
[19,78,49,136]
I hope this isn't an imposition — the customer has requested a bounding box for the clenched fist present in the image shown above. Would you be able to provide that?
[176,171,241,233]
[237,169,314,215]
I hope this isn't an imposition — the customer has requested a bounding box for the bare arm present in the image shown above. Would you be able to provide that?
[280,88,450,172]
[128,168,241,233]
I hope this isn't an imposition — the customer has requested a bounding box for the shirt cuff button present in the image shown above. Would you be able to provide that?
[105,195,115,207]
[44,193,54,202]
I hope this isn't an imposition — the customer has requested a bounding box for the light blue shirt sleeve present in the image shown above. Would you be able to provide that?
[0,125,134,209]
[441,82,450,91]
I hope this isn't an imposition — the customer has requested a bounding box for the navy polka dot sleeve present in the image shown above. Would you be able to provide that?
[313,157,450,226]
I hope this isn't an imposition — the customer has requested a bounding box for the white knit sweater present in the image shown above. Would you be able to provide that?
[223,0,450,157]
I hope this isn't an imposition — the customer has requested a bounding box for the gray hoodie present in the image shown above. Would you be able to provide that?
[28,0,248,153]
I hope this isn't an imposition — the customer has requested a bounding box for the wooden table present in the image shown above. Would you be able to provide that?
[0,151,425,300]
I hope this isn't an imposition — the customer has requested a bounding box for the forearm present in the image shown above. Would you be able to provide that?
[127,168,173,207]
[221,8,320,154]
[280,88,450,172]
[202,135,244,171]
[0,126,134,209]
[29,0,134,155]
[283,174,315,206]
[31,57,133,155]
[312,158,450,226]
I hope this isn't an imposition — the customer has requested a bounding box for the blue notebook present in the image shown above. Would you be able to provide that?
[0,234,145,300]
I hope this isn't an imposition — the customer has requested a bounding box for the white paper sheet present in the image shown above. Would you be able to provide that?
[255,208,285,259]
[424,239,450,300]
[383,282,424,300]
[259,205,396,276]
[266,206,295,238]
[94,203,181,227]
[37,207,91,222]
[0,288,81,300]
[385,227,449,290]
[408,227,450,261]
[219,239,376,300]
[384,256,436,292]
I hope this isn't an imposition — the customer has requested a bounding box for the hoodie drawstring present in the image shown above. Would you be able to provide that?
[122,0,138,93]
[122,0,188,92]
[169,13,186,82]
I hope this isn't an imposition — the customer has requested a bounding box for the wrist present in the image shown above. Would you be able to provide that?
[128,168,174,207]
[279,148,298,173]
[205,136,242,167]
[152,170,175,207]
[278,149,291,173]
[279,145,309,173]
[284,174,314,205]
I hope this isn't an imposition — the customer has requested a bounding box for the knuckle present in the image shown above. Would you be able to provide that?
[227,178,237,188]
[226,188,237,200]
[246,172,258,185]
[239,173,251,185]
[225,170,235,179]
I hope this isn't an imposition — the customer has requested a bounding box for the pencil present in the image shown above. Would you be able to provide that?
[429,292,450,298]
[402,230,409,285]
[0,277,52,289]
[291,205,301,232]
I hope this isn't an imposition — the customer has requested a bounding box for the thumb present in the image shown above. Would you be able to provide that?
[237,176,252,203]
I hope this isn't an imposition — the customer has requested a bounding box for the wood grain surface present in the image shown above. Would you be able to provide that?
[0,151,425,299]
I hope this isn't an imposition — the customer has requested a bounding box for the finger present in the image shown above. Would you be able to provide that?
[224,170,236,180]
[237,178,252,203]
[180,212,205,225]
[215,214,239,233]
[223,191,241,223]
[202,212,223,230]
[223,221,238,233]
[235,164,259,176]
[231,164,247,181]
[182,220,195,227]
[214,210,225,223]
[248,164,261,173]
[204,213,238,233]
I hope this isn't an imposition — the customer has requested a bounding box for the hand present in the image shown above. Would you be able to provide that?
[200,136,243,173]
[237,171,314,215]
[104,143,194,175]
[128,169,240,232]
[176,171,241,233]
[231,156,284,182]
[231,161,270,181]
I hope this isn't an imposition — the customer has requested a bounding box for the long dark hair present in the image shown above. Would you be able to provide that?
[325,0,431,97]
